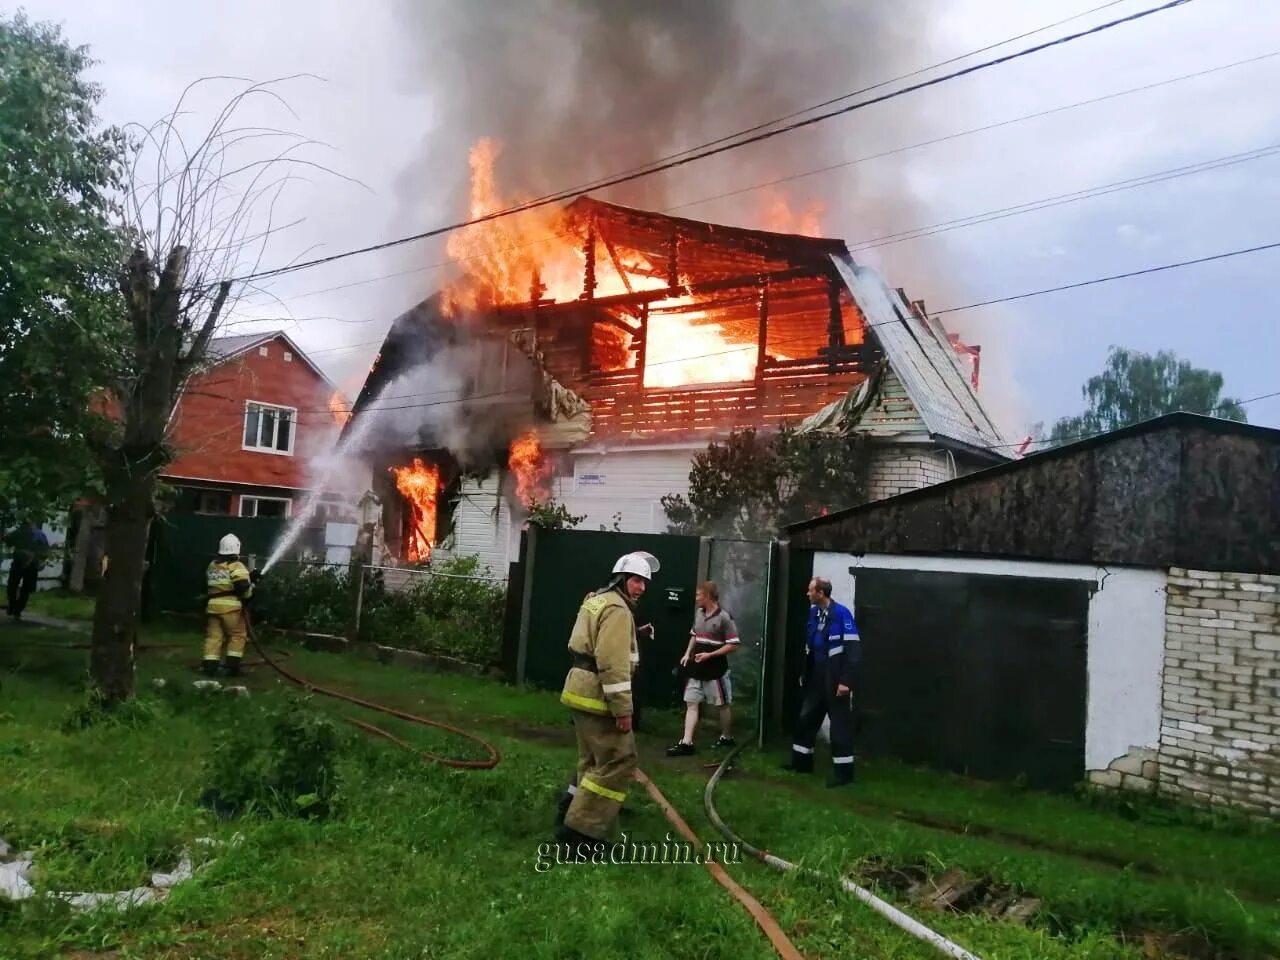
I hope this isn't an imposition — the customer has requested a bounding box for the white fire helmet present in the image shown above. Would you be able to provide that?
[218,534,242,557]
[612,551,660,581]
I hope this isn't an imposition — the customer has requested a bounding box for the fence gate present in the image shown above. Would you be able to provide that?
[704,538,775,736]
[510,528,700,711]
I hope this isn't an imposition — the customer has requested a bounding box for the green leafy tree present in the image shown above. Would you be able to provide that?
[661,426,871,539]
[1048,346,1246,446]
[0,14,127,523]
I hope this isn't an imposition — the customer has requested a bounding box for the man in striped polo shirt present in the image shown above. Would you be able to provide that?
[667,581,739,756]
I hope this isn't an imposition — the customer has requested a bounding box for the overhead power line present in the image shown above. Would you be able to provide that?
[253,48,1280,320]
[230,0,1195,286]
[848,142,1280,251]
[928,239,1280,317]
[516,0,1136,201]
[235,234,1280,416]
[665,49,1280,215]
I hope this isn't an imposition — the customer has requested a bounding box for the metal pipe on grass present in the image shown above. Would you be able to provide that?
[704,740,983,960]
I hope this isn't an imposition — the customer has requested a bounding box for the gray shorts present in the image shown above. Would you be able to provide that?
[684,674,732,706]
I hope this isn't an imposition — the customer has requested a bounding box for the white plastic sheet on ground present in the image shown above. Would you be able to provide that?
[0,834,239,913]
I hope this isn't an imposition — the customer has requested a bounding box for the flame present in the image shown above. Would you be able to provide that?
[389,457,440,563]
[441,139,802,387]
[508,431,553,506]
[643,304,758,387]
[328,391,351,427]
[759,189,826,237]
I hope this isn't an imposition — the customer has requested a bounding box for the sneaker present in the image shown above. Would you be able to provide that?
[666,741,696,757]
[713,735,736,749]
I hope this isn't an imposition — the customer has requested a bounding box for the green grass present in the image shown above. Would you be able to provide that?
[1,619,1277,959]
[22,590,96,622]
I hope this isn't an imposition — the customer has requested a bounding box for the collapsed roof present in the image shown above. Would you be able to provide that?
[348,196,1008,459]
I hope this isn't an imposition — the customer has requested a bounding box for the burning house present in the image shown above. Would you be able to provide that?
[344,167,1009,571]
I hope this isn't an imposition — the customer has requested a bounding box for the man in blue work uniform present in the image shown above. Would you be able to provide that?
[783,576,860,787]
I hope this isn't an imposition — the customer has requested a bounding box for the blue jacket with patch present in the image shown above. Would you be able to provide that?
[804,600,860,687]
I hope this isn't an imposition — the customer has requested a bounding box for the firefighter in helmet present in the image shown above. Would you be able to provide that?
[555,550,659,846]
[203,534,255,676]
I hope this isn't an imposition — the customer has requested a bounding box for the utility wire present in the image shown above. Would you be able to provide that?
[264,133,1280,358]
[510,0,1136,201]
[229,0,1195,286]
[248,48,1278,318]
[848,142,1280,251]
[928,239,1280,317]
[216,235,1280,416]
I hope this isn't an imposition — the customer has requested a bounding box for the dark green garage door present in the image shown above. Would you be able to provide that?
[853,568,1089,790]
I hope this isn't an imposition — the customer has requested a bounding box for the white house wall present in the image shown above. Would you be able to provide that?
[441,476,517,577]
[810,551,1167,774]
[557,446,696,534]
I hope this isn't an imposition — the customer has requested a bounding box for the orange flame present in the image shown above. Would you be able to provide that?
[328,391,351,427]
[759,189,826,237]
[441,140,806,387]
[389,457,440,563]
[508,431,553,506]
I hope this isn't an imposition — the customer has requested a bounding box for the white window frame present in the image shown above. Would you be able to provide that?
[239,495,292,518]
[242,400,297,456]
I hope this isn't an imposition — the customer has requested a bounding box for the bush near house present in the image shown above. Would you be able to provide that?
[253,555,505,665]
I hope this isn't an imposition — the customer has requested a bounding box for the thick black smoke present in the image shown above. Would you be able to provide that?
[395,0,933,227]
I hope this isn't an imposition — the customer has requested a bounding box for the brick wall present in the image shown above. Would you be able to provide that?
[1160,567,1280,818]
[866,448,953,501]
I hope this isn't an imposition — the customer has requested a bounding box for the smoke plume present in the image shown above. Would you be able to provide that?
[390,0,1026,434]
[395,0,934,230]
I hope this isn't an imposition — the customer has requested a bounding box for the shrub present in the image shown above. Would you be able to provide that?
[251,562,352,634]
[360,555,505,664]
[201,696,343,819]
[61,688,166,732]
[252,555,505,664]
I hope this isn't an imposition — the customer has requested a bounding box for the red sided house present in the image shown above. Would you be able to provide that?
[160,331,343,518]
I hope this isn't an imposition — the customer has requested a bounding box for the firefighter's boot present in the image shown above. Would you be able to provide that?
[555,789,574,827]
[200,660,219,677]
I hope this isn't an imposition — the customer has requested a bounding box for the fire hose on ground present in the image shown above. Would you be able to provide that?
[241,611,501,769]
[703,738,984,960]
[635,768,804,960]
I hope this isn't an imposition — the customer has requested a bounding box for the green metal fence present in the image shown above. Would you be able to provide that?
[147,514,287,615]
[513,527,701,712]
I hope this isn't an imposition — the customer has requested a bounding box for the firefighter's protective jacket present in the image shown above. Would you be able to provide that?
[560,588,639,717]
[206,560,253,614]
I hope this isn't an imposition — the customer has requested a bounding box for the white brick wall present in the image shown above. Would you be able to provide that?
[866,448,953,501]
[1159,567,1280,818]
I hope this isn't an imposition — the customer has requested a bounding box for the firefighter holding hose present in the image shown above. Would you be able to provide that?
[555,550,659,846]
[202,534,256,677]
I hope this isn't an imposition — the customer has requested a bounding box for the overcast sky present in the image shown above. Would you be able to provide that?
[18,0,1280,438]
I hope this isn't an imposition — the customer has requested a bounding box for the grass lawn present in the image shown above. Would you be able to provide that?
[1,618,1277,959]
[22,590,97,622]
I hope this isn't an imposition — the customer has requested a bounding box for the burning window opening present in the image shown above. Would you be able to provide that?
[389,457,441,564]
[507,430,554,509]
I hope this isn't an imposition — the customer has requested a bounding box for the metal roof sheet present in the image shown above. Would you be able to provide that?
[832,254,1008,456]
